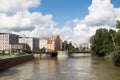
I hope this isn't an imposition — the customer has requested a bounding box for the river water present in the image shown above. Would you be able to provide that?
[0,54,120,80]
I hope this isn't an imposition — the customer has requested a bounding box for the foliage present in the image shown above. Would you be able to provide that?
[62,41,74,51]
[116,20,120,29]
[90,20,120,66]
[115,30,120,45]
[23,50,33,54]
[90,28,117,56]
[89,35,95,44]
[111,46,120,66]
[90,28,110,56]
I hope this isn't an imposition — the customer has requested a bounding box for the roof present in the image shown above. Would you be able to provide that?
[40,35,61,44]
[41,35,60,40]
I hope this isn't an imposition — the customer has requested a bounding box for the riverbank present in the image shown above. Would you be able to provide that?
[0,55,34,71]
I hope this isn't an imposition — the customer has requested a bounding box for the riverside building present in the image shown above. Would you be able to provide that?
[19,37,39,51]
[39,35,62,51]
[0,33,23,54]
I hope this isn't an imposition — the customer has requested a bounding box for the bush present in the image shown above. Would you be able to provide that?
[23,50,32,54]
[111,46,120,66]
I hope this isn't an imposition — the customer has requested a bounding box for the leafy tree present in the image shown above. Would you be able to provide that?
[116,20,120,29]
[62,41,74,51]
[107,29,116,55]
[68,42,74,51]
[62,41,68,51]
[89,35,95,44]
[111,46,120,66]
[110,20,120,66]
[90,28,109,56]
[90,20,120,66]
[115,30,120,46]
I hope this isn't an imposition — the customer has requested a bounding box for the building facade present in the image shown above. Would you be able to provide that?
[39,35,62,51]
[19,37,39,51]
[0,33,23,53]
[39,39,48,50]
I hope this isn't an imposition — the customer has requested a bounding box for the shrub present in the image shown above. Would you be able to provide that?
[111,46,120,66]
[23,50,32,54]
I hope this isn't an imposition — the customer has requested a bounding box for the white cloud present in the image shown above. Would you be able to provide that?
[0,0,40,14]
[68,0,120,43]
[0,0,55,33]
[1,0,120,44]
[84,0,116,27]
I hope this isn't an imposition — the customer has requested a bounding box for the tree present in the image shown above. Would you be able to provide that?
[89,35,95,44]
[111,46,120,66]
[90,28,109,56]
[62,41,68,51]
[115,30,120,46]
[62,41,74,51]
[116,20,120,29]
[106,29,116,55]
[68,42,74,51]
[110,20,120,66]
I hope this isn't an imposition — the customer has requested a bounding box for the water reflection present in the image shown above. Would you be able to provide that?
[0,54,120,80]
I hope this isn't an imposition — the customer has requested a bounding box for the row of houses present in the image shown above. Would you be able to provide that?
[0,33,62,54]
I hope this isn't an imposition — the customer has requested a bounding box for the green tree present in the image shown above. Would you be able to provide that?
[111,25,120,66]
[62,41,74,51]
[90,28,109,56]
[68,42,74,51]
[106,29,116,55]
[116,20,120,29]
[89,35,95,44]
[62,41,68,51]
[115,30,120,46]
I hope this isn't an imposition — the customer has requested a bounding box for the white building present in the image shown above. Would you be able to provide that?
[39,39,48,49]
[19,37,39,51]
[0,33,23,53]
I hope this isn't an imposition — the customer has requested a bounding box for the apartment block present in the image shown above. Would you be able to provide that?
[0,33,23,53]
[19,37,39,51]
[39,39,48,49]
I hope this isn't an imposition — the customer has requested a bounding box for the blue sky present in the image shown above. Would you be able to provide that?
[1,0,120,42]
[30,0,120,28]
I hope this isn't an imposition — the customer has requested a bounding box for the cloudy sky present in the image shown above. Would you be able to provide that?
[0,0,120,43]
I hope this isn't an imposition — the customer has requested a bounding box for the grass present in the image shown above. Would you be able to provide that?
[0,53,33,59]
[0,54,16,59]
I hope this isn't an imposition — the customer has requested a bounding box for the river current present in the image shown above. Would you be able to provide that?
[0,54,120,80]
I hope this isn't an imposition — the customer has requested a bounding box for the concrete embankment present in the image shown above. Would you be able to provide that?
[57,51,68,57]
[0,55,34,71]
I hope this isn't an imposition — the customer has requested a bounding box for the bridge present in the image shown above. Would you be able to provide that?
[68,50,92,56]
[68,50,92,54]
[35,50,92,58]
[35,51,58,57]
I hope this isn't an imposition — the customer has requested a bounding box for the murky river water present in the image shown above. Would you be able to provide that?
[0,54,120,80]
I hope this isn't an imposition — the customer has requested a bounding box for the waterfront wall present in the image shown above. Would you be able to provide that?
[57,51,68,57]
[0,55,34,71]
[57,51,68,55]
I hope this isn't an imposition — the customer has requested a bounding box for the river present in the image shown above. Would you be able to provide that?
[0,54,120,80]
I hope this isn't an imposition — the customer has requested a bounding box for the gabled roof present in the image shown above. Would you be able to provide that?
[40,35,61,44]
[41,35,60,40]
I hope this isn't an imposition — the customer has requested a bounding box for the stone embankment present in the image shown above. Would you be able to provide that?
[0,55,34,71]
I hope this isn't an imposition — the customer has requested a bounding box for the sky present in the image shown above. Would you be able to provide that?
[30,0,91,27]
[0,0,120,43]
